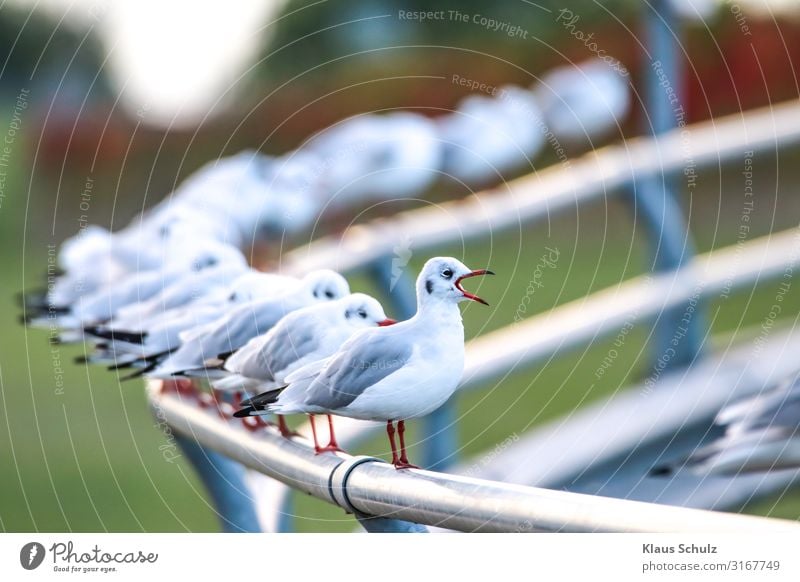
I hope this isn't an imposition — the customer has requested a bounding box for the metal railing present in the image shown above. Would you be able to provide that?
[151,97,800,531]
[148,382,800,533]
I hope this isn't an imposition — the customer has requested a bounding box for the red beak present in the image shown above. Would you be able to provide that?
[455,269,495,306]
[378,318,397,326]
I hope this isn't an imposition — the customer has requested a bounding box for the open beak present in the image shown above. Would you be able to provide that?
[455,269,495,306]
[378,318,397,326]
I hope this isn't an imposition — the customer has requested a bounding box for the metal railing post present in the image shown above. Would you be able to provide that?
[629,0,705,369]
[175,434,263,532]
[368,255,458,471]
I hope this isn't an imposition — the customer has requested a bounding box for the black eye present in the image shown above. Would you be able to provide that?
[441,268,453,279]
[357,309,367,319]
[325,290,335,299]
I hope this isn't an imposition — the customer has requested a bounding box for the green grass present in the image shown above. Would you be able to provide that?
[4,124,800,531]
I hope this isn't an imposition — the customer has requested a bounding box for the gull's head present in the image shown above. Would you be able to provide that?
[303,269,350,302]
[417,257,494,306]
[340,293,395,329]
[167,238,248,272]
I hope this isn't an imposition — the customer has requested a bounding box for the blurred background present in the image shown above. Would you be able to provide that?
[3,0,800,532]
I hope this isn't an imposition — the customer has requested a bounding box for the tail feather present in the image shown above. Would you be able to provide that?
[106,348,173,371]
[86,327,148,344]
[234,386,287,418]
[211,374,259,392]
[119,360,161,382]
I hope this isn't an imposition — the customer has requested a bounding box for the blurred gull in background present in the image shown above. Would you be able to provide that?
[534,59,631,145]
[653,374,800,475]
[438,85,544,184]
[305,112,442,208]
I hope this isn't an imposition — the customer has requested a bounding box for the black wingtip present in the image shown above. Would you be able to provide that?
[240,386,287,409]
[649,465,674,477]
[233,408,253,418]
[87,328,147,344]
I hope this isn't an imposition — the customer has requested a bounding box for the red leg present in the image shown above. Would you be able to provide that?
[395,420,419,469]
[277,415,301,438]
[309,414,322,453]
[387,420,399,466]
[316,414,344,453]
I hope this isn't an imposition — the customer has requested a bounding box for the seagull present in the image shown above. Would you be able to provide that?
[212,293,395,450]
[438,85,544,184]
[85,269,303,354]
[652,374,800,476]
[306,112,441,207]
[21,149,305,313]
[535,58,631,144]
[27,239,247,329]
[235,257,493,468]
[84,271,318,373]
[147,270,350,378]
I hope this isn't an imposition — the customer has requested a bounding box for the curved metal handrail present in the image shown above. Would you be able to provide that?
[148,381,800,533]
[282,100,800,276]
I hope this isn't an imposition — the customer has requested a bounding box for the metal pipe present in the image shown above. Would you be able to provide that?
[149,384,799,533]
[283,100,800,277]
[632,0,704,368]
[174,435,263,532]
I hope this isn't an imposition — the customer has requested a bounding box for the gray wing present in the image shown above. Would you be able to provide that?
[252,317,321,381]
[201,299,287,359]
[305,330,413,409]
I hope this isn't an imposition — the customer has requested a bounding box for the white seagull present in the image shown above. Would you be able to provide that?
[438,85,544,184]
[235,257,493,468]
[213,293,395,449]
[535,58,631,145]
[28,238,247,329]
[147,270,350,378]
[652,374,800,476]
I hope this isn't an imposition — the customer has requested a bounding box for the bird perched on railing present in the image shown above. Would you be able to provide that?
[652,373,800,476]
[438,85,544,184]
[235,256,493,469]
[24,237,248,330]
[304,112,442,208]
[146,270,350,379]
[534,58,631,145]
[78,270,299,368]
[211,293,395,450]
[20,150,322,315]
